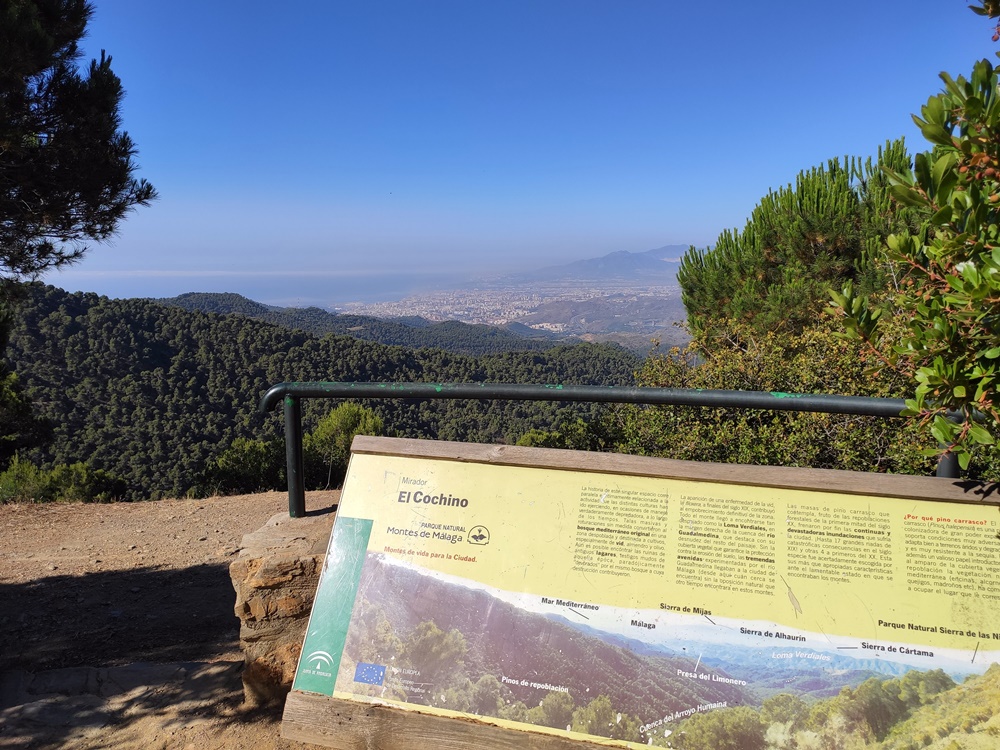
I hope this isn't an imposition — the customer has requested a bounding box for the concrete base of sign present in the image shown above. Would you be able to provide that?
[229,508,335,706]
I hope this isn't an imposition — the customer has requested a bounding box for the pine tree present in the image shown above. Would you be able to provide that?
[678,139,915,337]
[0,0,156,290]
[1,0,154,467]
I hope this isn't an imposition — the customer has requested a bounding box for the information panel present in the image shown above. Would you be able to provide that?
[285,438,1000,749]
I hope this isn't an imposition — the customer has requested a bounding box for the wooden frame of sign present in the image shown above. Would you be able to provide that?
[282,436,1000,749]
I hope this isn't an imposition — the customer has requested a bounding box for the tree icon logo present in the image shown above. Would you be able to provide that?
[468,526,490,545]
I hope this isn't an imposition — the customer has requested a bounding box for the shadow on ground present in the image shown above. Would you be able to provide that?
[0,561,240,672]
[0,659,286,749]
[0,560,291,748]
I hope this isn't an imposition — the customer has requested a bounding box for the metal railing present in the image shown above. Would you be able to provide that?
[258,381,959,517]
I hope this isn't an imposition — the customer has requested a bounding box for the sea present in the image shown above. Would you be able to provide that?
[52,270,475,310]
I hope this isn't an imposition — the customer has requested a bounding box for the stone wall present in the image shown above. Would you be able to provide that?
[229,508,335,706]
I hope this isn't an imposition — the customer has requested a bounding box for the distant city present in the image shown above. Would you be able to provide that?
[336,245,690,350]
[344,281,683,338]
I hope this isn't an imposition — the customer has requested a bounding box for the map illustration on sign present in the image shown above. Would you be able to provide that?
[291,441,1000,748]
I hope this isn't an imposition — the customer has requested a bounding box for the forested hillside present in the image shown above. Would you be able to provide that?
[3,285,638,500]
[159,292,561,356]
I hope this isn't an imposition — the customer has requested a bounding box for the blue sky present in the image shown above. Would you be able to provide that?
[52,1,989,306]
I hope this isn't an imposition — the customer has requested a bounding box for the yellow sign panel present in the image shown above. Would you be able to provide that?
[290,439,1000,748]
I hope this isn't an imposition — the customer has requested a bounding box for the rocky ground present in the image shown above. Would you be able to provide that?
[0,491,339,749]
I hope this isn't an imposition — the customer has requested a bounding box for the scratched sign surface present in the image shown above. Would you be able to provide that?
[292,451,1000,748]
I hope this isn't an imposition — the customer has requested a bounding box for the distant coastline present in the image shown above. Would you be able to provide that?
[53,244,687,310]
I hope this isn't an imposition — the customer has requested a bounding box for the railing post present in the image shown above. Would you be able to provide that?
[936,452,960,479]
[935,413,962,479]
[284,394,306,517]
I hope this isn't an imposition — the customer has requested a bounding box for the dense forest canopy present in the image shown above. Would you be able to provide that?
[1,284,639,500]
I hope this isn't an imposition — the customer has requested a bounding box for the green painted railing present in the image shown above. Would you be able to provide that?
[258,382,957,517]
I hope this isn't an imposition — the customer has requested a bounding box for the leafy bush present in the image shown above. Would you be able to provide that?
[834,7,1000,469]
[203,402,384,496]
[616,320,936,474]
[304,402,384,489]
[202,437,285,495]
[0,455,126,503]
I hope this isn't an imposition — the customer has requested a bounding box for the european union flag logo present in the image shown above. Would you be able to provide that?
[354,662,386,686]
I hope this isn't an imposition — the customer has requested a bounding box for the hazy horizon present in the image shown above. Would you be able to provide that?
[52,244,688,308]
[46,1,989,305]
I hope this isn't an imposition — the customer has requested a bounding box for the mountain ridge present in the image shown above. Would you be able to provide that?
[156,291,566,356]
[502,244,688,284]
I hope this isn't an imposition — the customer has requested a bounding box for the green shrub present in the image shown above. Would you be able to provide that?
[618,320,936,474]
[0,455,126,503]
[203,437,285,496]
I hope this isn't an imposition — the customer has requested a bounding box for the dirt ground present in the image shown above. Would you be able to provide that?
[0,491,339,750]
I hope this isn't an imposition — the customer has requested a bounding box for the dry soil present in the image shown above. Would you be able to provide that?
[0,491,339,750]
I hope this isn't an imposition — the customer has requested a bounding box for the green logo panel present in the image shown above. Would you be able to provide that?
[292,516,372,695]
